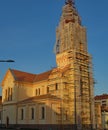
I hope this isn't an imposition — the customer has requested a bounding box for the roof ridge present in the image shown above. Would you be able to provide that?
[11,68,36,75]
[10,68,53,83]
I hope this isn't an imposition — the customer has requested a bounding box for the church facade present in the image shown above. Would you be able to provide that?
[1,0,95,129]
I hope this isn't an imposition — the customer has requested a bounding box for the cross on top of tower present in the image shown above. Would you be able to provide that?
[65,0,75,5]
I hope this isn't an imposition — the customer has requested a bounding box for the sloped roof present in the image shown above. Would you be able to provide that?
[95,94,108,100]
[34,70,52,83]
[18,94,61,104]
[10,69,52,83]
[4,65,70,84]
[10,69,36,83]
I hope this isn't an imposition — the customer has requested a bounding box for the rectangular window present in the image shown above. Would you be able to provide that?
[102,100,107,106]
[41,107,45,119]
[31,108,34,120]
[5,89,7,101]
[102,100,106,103]
[36,88,41,96]
[8,88,10,101]
[10,88,12,101]
[47,87,49,93]
[38,88,40,95]
[55,83,58,90]
[36,89,37,95]
[21,109,24,120]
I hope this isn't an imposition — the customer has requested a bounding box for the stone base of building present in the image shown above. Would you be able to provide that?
[0,124,95,130]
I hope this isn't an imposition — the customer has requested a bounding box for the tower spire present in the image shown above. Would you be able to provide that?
[65,0,75,5]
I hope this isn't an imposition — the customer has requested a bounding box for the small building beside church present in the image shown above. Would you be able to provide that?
[95,94,108,130]
[0,0,95,129]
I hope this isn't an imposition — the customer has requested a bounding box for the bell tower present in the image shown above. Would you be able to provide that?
[54,0,95,128]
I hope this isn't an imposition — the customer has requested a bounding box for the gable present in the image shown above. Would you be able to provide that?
[1,68,15,87]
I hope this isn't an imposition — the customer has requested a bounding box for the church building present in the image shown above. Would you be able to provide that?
[1,0,95,129]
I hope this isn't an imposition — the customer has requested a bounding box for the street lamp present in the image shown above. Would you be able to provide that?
[0,60,15,62]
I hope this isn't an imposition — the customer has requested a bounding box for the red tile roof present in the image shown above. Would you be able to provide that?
[95,94,108,100]
[10,69,36,83]
[34,70,52,83]
[9,65,70,84]
[10,69,52,83]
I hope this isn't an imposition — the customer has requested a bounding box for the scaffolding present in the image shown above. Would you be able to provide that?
[54,48,94,129]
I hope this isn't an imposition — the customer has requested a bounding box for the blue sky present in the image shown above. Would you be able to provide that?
[0,0,108,96]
